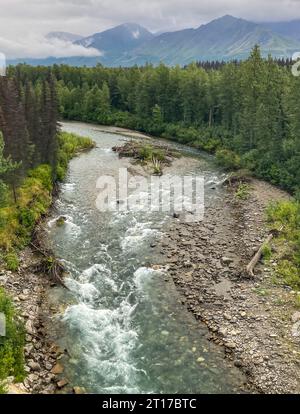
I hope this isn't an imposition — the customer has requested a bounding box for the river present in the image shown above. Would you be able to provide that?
[47,121,247,394]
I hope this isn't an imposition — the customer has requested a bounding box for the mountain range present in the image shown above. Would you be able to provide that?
[9,15,300,67]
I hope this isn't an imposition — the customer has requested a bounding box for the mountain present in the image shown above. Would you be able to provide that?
[121,15,300,65]
[8,16,300,67]
[46,31,84,43]
[262,20,300,42]
[75,23,154,64]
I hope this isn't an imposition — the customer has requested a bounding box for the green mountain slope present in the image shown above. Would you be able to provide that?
[121,15,300,65]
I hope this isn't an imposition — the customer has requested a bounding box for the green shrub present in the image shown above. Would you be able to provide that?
[28,165,53,192]
[138,145,153,161]
[261,243,272,261]
[152,149,166,162]
[235,183,251,200]
[267,201,300,290]
[216,149,241,170]
[267,201,300,233]
[4,251,19,271]
[0,288,25,386]
[56,132,94,180]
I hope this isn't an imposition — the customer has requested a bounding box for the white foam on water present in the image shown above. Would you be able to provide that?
[62,299,140,392]
[48,214,81,237]
[111,210,131,225]
[62,182,76,191]
[67,263,119,305]
[65,216,81,229]
[79,263,112,283]
[120,222,161,252]
[94,244,113,263]
[66,279,100,304]
[96,385,140,394]
[134,267,164,292]
[60,259,80,277]
[82,240,90,248]
[47,217,59,228]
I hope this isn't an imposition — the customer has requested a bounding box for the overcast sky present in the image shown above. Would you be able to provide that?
[1,0,300,58]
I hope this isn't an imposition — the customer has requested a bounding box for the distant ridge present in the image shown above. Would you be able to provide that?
[262,20,300,42]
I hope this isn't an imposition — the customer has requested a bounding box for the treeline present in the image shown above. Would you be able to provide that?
[0,72,58,202]
[8,46,300,196]
[194,57,294,71]
[0,71,94,252]
[0,72,57,391]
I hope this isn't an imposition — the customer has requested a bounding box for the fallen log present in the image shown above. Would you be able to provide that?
[246,233,274,277]
[246,225,284,277]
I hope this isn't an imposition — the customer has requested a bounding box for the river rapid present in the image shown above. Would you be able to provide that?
[47,121,247,394]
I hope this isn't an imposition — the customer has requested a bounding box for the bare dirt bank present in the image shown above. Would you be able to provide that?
[159,178,300,394]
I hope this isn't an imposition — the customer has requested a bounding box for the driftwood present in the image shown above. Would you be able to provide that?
[30,229,68,289]
[246,226,283,277]
[112,141,178,164]
[246,233,274,277]
[223,171,252,187]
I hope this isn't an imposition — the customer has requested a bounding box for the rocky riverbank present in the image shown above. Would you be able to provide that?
[0,244,70,394]
[159,178,300,394]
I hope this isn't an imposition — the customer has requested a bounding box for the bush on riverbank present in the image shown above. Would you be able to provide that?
[0,288,25,393]
[0,165,53,251]
[267,201,300,292]
[56,132,95,181]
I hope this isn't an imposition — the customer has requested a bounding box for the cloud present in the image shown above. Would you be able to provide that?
[1,0,300,58]
[0,35,102,59]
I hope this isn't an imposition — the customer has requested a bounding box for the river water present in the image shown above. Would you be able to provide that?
[47,121,246,394]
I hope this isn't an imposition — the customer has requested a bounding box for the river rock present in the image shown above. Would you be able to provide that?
[291,322,300,338]
[28,361,41,372]
[25,320,35,335]
[73,386,86,394]
[57,378,69,388]
[7,383,29,394]
[225,341,236,349]
[221,257,234,265]
[291,312,300,323]
[45,362,53,371]
[51,363,64,375]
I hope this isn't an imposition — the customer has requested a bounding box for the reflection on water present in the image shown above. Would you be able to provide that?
[48,122,246,394]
